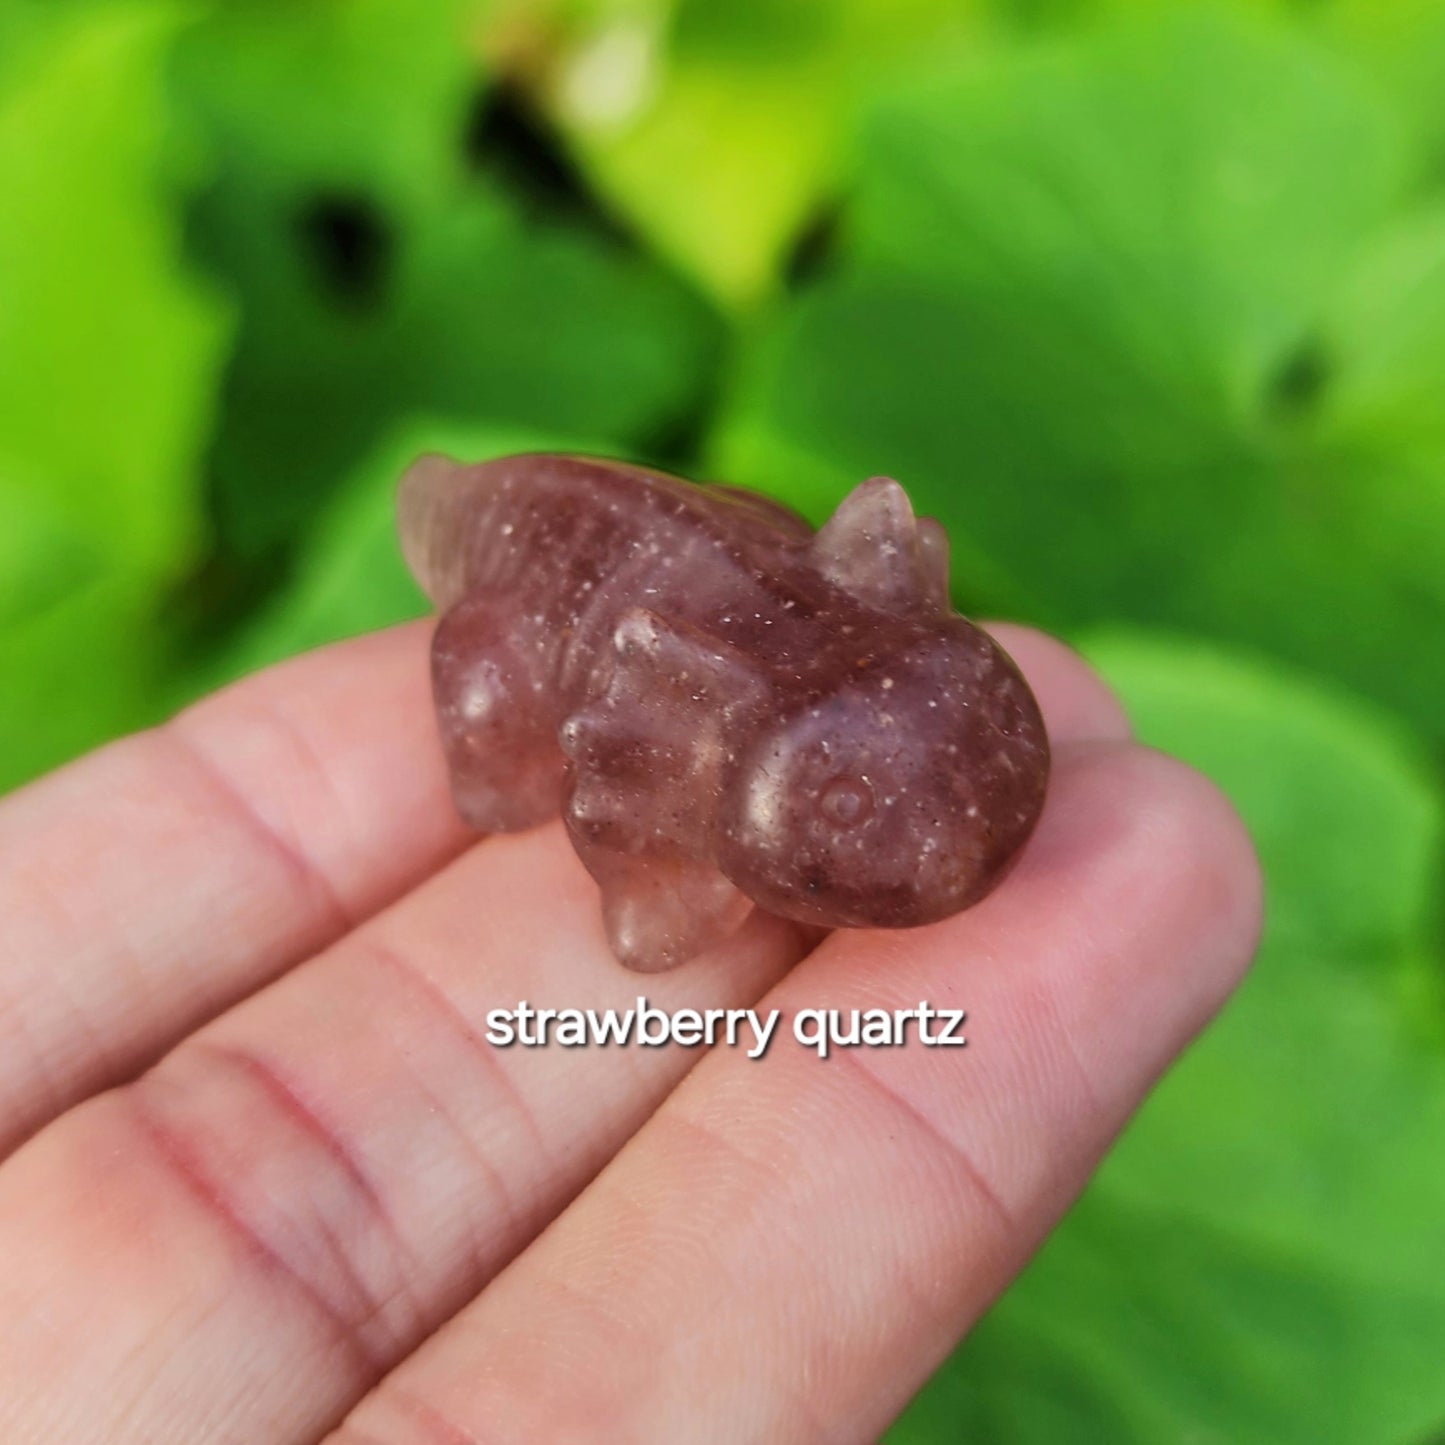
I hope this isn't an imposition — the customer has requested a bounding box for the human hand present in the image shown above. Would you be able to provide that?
[0,621,1261,1444]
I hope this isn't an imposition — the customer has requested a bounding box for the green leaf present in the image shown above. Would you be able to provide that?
[0,4,229,789]
[1320,0,1445,189]
[1326,205,1445,450]
[717,8,1445,742]
[173,0,484,212]
[0,574,164,793]
[201,419,611,688]
[172,0,722,560]
[0,2,227,578]
[0,467,101,628]
[519,0,987,306]
[898,1188,1445,1445]
[1077,635,1445,1281]
[1086,632,1439,955]
[892,634,1445,1444]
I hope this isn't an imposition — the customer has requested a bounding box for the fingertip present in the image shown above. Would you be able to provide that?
[983,622,1133,747]
[1036,739,1265,1028]
[1125,744,1265,1002]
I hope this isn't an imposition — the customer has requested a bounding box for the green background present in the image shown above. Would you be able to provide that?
[2,0,1443,1439]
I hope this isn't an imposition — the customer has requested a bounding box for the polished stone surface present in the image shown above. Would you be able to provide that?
[400,453,1049,971]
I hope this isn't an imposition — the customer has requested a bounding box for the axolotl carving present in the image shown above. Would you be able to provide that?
[399,453,1049,972]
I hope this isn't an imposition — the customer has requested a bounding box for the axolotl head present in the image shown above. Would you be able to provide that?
[714,619,1050,931]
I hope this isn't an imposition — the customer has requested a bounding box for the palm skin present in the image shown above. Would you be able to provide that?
[0,620,1260,1444]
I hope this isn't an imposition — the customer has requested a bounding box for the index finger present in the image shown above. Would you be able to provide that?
[0,622,471,1155]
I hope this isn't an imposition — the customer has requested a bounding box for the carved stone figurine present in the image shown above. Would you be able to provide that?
[398,453,1049,972]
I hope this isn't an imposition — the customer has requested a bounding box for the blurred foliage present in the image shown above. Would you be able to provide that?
[1,0,1444,1439]
[204,416,604,687]
[487,0,985,304]
[173,0,720,563]
[718,7,1445,745]
[892,636,1445,1442]
[0,1,229,782]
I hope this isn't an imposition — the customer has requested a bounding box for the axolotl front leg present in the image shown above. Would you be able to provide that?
[431,590,569,833]
[559,607,767,972]
[433,595,767,971]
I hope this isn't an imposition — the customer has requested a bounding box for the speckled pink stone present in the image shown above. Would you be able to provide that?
[399,454,1049,972]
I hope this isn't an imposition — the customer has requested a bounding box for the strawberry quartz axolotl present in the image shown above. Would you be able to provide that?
[398,453,1049,972]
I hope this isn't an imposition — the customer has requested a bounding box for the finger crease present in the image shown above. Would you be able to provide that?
[366,940,550,1165]
[387,1383,498,1445]
[189,1039,429,1331]
[160,722,354,938]
[833,1049,1016,1233]
[380,1043,525,1282]
[123,1087,387,1380]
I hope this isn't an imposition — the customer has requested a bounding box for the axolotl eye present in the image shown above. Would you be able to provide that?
[817,774,875,829]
